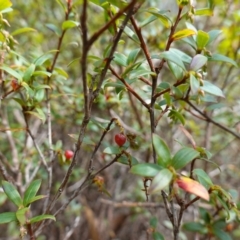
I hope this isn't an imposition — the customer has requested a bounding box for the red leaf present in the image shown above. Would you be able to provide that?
[176,176,210,201]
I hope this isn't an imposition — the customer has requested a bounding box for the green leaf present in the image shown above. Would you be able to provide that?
[172,148,200,170]
[207,30,222,45]
[168,109,185,125]
[212,228,231,240]
[190,54,208,71]
[16,207,29,225]
[160,51,186,70]
[62,20,79,30]
[29,214,56,224]
[152,232,165,240]
[0,66,22,81]
[12,27,36,36]
[183,222,208,234]
[150,217,158,228]
[129,69,156,79]
[124,26,140,44]
[45,23,62,36]
[0,212,17,224]
[168,61,184,80]
[32,71,52,77]
[149,168,173,194]
[113,52,127,67]
[117,155,138,166]
[2,181,22,207]
[34,89,45,102]
[34,50,58,66]
[190,74,200,94]
[196,30,209,50]
[25,109,46,123]
[25,195,46,205]
[54,67,69,79]
[23,179,41,207]
[139,15,157,28]
[172,29,196,41]
[103,146,121,154]
[0,0,12,12]
[130,163,162,177]
[23,64,36,82]
[169,48,192,64]
[193,169,213,189]
[208,53,238,67]
[106,0,128,8]
[201,80,225,98]
[153,134,171,167]
[127,48,140,65]
[147,8,171,28]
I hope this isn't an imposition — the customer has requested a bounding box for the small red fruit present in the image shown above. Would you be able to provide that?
[64,150,74,160]
[114,133,127,147]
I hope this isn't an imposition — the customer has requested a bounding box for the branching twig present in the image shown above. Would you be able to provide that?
[88,118,117,171]
[185,99,240,140]
[109,65,149,109]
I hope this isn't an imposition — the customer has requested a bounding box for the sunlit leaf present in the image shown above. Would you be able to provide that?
[196,30,209,50]
[172,29,196,41]
[0,0,12,12]
[195,8,213,16]
[62,20,79,30]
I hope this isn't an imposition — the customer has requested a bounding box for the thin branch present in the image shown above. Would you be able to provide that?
[53,152,124,217]
[185,99,240,140]
[88,118,117,171]
[161,191,174,225]
[130,16,155,72]
[91,1,137,103]
[0,155,14,183]
[99,198,165,208]
[87,0,137,49]
[43,1,73,211]
[109,65,149,109]
[26,127,48,169]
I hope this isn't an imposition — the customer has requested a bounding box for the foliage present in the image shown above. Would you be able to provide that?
[0,0,239,239]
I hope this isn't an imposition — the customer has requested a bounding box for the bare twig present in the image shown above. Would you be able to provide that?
[88,118,117,171]
[185,99,240,140]
[99,198,165,208]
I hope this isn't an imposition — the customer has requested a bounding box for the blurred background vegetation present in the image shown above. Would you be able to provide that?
[0,0,239,239]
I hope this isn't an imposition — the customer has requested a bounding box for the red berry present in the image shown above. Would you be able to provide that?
[114,133,127,147]
[64,150,74,160]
